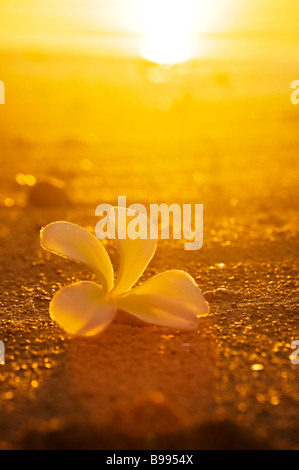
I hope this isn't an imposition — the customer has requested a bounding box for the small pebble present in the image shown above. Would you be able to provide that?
[27,180,71,208]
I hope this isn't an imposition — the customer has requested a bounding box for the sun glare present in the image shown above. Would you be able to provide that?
[139,0,221,65]
[140,0,196,65]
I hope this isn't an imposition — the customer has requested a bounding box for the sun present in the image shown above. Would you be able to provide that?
[139,0,197,65]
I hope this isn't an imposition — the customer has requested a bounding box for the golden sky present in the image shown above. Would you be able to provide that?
[0,0,299,59]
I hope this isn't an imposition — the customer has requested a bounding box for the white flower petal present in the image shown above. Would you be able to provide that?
[110,207,157,296]
[117,270,209,330]
[41,222,114,293]
[50,281,116,336]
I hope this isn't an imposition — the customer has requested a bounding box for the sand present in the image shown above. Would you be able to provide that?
[0,53,298,449]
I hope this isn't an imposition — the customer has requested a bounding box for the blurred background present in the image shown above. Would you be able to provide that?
[0,0,299,207]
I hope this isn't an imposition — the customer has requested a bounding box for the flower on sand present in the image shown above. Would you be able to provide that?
[40,209,209,336]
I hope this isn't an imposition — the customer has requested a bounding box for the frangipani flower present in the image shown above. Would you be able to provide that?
[40,209,209,336]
